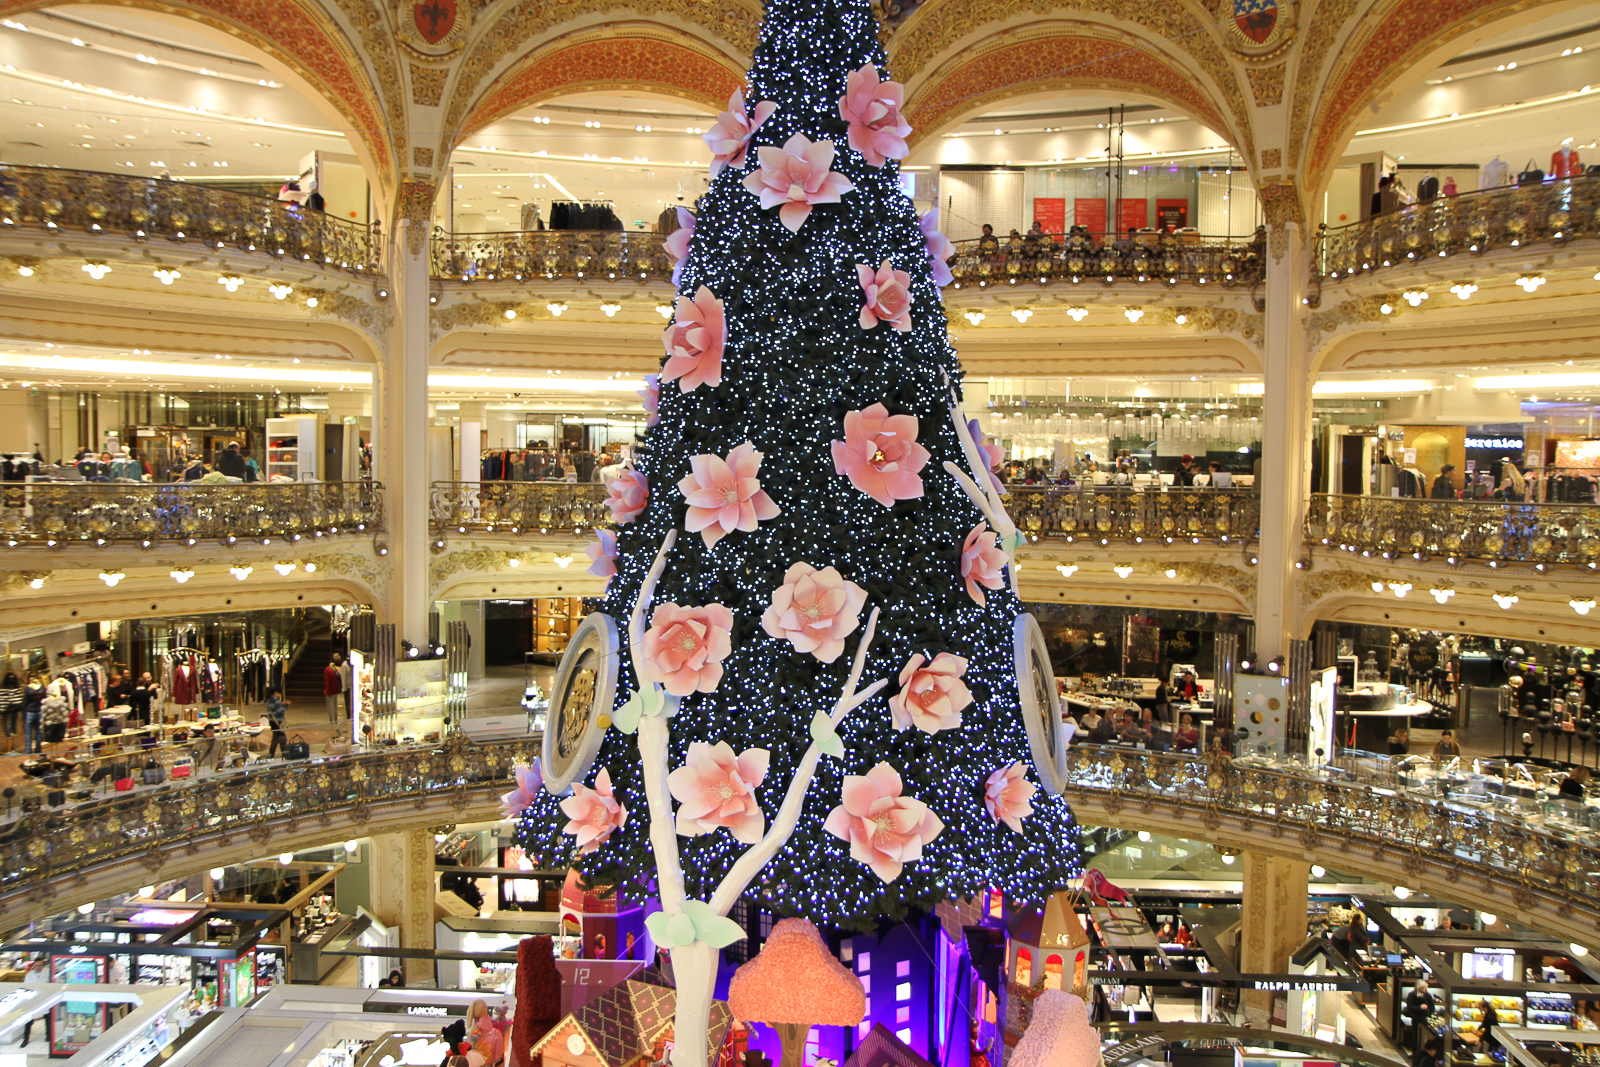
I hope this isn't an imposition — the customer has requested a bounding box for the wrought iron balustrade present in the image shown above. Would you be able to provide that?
[1306,493,1600,566]
[0,165,379,273]
[431,230,672,282]
[0,481,383,546]
[430,480,611,534]
[1317,174,1600,279]
[946,231,1265,288]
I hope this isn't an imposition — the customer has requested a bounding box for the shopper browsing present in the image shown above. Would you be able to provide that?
[265,687,289,760]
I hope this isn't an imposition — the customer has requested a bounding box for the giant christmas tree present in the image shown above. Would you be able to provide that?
[514,0,1082,1059]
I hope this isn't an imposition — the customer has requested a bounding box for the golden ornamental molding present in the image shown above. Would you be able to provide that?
[1245,63,1285,106]
[1215,0,1297,62]
[1304,293,1399,336]
[396,180,437,258]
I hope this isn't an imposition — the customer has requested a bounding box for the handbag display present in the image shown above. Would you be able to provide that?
[170,759,193,779]
[285,734,310,760]
[142,759,164,785]
[326,740,352,756]
[205,706,223,720]
[114,777,135,791]
[1518,159,1545,186]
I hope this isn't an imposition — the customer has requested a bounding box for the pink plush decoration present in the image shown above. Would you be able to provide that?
[858,260,913,332]
[824,762,944,883]
[705,89,777,176]
[639,374,661,427]
[728,918,865,1067]
[984,762,1037,833]
[829,403,930,507]
[1010,991,1102,1067]
[760,562,868,663]
[960,522,1008,605]
[604,469,648,525]
[970,418,1006,494]
[500,760,544,820]
[888,652,972,734]
[559,768,627,854]
[664,208,695,286]
[640,602,735,696]
[677,441,781,548]
[743,133,856,232]
[661,285,726,393]
[667,740,770,843]
[1082,868,1131,904]
[838,64,911,168]
[920,207,956,288]
[585,530,618,588]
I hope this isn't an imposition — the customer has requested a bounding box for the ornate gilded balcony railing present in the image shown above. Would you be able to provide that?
[0,481,383,547]
[946,231,1265,288]
[431,230,672,282]
[429,481,1259,544]
[1305,493,1600,567]
[0,165,379,273]
[1005,485,1259,544]
[1316,174,1600,280]
[5,739,1598,934]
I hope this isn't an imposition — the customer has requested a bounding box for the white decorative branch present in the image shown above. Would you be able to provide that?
[945,389,1021,594]
[628,531,688,912]
[708,606,886,915]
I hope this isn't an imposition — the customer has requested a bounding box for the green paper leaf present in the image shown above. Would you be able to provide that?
[682,900,746,948]
[613,689,644,734]
[667,911,697,947]
[810,711,845,759]
[645,910,673,944]
[1004,530,1026,551]
[613,686,676,735]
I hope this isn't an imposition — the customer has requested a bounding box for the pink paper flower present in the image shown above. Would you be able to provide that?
[743,133,856,232]
[500,760,544,820]
[667,740,770,843]
[705,89,778,177]
[761,562,868,663]
[858,260,913,332]
[838,64,911,168]
[640,374,660,427]
[585,530,617,588]
[678,441,781,548]
[823,762,944,883]
[970,418,1006,495]
[984,762,1037,834]
[920,207,956,288]
[664,208,695,287]
[960,522,1008,605]
[605,469,648,525]
[641,602,735,696]
[889,652,972,734]
[661,285,726,393]
[560,767,628,854]
[830,403,930,507]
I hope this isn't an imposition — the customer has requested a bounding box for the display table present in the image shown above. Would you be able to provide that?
[290,913,357,984]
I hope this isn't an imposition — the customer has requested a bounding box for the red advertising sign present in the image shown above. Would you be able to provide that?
[1116,198,1148,233]
[1156,198,1190,229]
[1032,197,1066,235]
[1073,198,1107,234]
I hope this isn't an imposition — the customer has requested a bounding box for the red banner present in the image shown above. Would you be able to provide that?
[1032,197,1066,234]
[1116,198,1148,233]
[1073,198,1107,234]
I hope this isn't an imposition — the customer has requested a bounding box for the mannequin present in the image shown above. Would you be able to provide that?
[1481,157,1509,189]
[1552,144,1582,179]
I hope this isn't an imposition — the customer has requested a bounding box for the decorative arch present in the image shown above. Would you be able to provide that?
[453,27,747,147]
[903,25,1235,149]
[0,0,396,187]
[1302,0,1592,190]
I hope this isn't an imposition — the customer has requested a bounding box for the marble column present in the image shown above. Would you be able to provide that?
[367,828,435,985]
[1239,852,1311,1026]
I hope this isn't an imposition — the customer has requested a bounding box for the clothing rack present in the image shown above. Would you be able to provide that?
[235,649,286,704]
[547,200,621,231]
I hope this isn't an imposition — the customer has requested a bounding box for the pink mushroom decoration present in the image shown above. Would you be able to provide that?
[728,918,865,1067]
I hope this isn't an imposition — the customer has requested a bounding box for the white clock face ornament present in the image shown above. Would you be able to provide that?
[567,1034,586,1056]
[1015,613,1069,794]
[542,613,620,794]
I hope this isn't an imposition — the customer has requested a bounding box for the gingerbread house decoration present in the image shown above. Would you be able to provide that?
[530,967,734,1067]
[1004,890,1090,1045]
[843,1023,936,1067]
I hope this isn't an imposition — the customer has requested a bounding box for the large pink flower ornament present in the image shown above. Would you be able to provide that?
[743,133,856,232]
[960,522,1008,605]
[641,602,735,696]
[984,762,1037,834]
[920,207,957,288]
[668,740,770,843]
[838,64,911,168]
[970,418,1006,495]
[560,768,628,854]
[761,562,868,663]
[678,441,781,548]
[705,89,778,177]
[640,374,660,427]
[500,760,544,820]
[664,208,695,287]
[605,469,648,525]
[889,652,972,734]
[858,260,913,332]
[661,285,726,392]
[585,529,617,588]
[829,403,930,507]
[824,762,944,883]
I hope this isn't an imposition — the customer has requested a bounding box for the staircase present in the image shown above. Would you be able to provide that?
[286,628,334,706]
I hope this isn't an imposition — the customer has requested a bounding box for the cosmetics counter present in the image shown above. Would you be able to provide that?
[0,983,192,1066]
